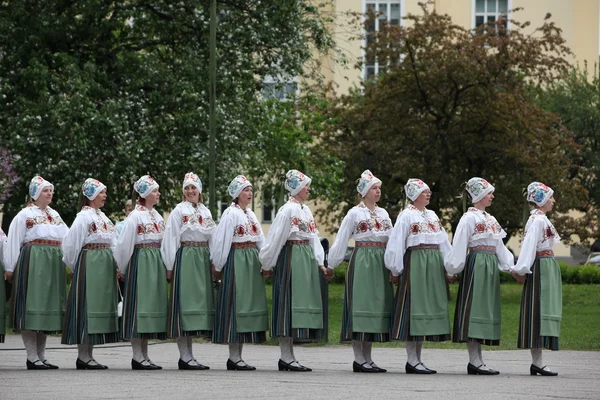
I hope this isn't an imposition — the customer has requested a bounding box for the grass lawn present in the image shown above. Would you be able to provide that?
[264,283,600,351]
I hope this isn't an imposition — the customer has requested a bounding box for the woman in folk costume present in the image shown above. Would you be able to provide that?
[3,176,68,369]
[384,178,452,374]
[114,175,168,370]
[210,175,269,371]
[161,173,216,370]
[328,170,394,373]
[445,178,514,375]
[61,178,119,370]
[259,170,333,372]
[1,228,7,344]
[512,182,562,376]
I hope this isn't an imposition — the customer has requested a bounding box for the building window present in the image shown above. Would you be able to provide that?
[364,0,402,80]
[262,75,298,101]
[473,0,509,33]
[261,185,284,223]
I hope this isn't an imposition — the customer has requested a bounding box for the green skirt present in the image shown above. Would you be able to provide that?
[271,242,324,341]
[10,243,66,333]
[122,247,168,339]
[391,246,451,342]
[341,244,392,342]
[168,245,214,338]
[518,255,562,350]
[62,248,120,345]
[453,250,501,345]
[213,245,268,344]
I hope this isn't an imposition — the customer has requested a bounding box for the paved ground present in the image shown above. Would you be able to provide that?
[1,335,599,399]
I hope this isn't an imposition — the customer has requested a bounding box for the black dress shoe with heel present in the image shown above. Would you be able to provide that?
[131,359,162,370]
[26,360,50,370]
[467,363,500,375]
[226,359,256,371]
[76,358,108,370]
[405,362,436,374]
[278,359,312,372]
[530,364,558,376]
[353,361,379,373]
[42,360,59,369]
[370,362,387,373]
[179,358,210,370]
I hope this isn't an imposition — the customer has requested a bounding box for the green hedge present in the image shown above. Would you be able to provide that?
[329,261,600,284]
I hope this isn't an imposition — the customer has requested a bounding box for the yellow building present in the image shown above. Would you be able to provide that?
[255,0,597,263]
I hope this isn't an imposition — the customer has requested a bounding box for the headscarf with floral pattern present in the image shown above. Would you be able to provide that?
[182,172,202,193]
[134,175,159,198]
[466,177,495,204]
[29,175,54,201]
[526,181,554,207]
[357,169,382,197]
[284,169,312,196]
[228,175,251,199]
[82,178,106,200]
[404,178,429,201]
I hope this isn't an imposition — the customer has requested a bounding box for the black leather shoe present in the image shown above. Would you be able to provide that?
[405,362,436,374]
[353,361,379,373]
[131,359,162,370]
[530,364,558,376]
[370,362,387,373]
[42,360,59,369]
[76,358,107,370]
[278,359,312,372]
[467,363,500,375]
[26,359,50,370]
[179,358,210,370]
[227,359,256,371]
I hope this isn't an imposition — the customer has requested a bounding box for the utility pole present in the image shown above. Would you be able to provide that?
[208,0,217,216]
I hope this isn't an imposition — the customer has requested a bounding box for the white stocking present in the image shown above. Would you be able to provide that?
[186,337,199,365]
[177,337,192,362]
[36,332,47,362]
[141,338,150,361]
[130,338,144,362]
[77,344,91,363]
[363,341,374,365]
[531,348,543,368]
[405,341,418,366]
[467,342,481,366]
[352,340,366,364]
[279,337,295,364]
[228,342,242,362]
[22,331,38,362]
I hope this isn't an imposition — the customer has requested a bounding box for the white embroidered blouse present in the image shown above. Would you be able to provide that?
[445,207,514,275]
[114,205,165,273]
[259,199,325,271]
[384,204,452,277]
[328,202,393,269]
[512,209,561,275]
[209,203,264,271]
[3,205,69,272]
[161,201,216,270]
[62,207,117,270]
[0,228,6,271]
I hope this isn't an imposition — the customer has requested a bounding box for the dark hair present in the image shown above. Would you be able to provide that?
[356,193,363,203]
[137,194,146,207]
[233,197,239,205]
[78,195,92,210]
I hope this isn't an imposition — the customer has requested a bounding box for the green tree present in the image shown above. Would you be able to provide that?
[535,66,600,244]
[315,2,587,240]
[0,0,336,227]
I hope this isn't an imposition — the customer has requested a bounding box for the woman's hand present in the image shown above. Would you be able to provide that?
[117,271,125,282]
[4,271,13,282]
[212,264,222,280]
[320,266,334,281]
[389,272,400,286]
[446,274,457,283]
[166,270,173,283]
[511,271,526,284]
[261,268,272,278]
